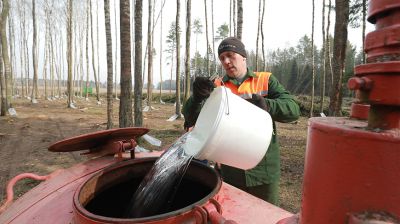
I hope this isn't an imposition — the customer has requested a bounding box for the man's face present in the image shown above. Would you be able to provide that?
[218,51,247,79]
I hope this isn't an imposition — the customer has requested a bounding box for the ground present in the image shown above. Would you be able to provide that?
[0,96,307,213]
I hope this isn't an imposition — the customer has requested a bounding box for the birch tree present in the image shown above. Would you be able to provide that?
[329,0,349,116]
[255,0,262,71]
[114,0,119,99]
[67,0,74,107]
[175,0,181,117]
[260,0,266,70]
[133,0,143,126]
[184,0,191,101]
[159,0,164,102]
[310,0,315,117]
[103,0,113,128]
[0,0,11,115]
[89,0,100,102]
[192,19,202,78]
[319,0,326,113]
[236,0,243,40]
[31,0,39,102]
[203,0,210,76]
[146,0,153,109]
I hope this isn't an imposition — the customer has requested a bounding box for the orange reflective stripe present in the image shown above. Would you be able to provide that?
[214,72,271,99]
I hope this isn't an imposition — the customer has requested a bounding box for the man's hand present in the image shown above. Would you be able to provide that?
[247,94,268,111]
[193,77,215,102]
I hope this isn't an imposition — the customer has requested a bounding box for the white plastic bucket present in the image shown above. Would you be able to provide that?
[183,86,273,170]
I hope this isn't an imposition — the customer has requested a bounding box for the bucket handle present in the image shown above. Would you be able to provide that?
[222,86,230,115]
[218,80,230,116]
[209,75,230,116]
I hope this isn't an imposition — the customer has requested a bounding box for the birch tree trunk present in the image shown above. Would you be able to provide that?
[184,0,191,102]
[17,2,25,98]
[120,0,134,127]
[260,0,266,70]
[310,0,315,117]
[0,0,11,113]
[328,0,349,116]
[175,0,182,117]
[9,9,15,98]
[211,0,216,73]
[90,0,100,102]
[362,0,366,63]
[159,0,164,101]
[31,0,39,102]
[67,0,74,107]
[43,11,49,100]
[50,31,55,98]
[255,0,262,71]
[233,0,236,37]
[236,0,243,40]
[114,0,118,99]
[229,0,232,36]
[0,45,5,115]
[24,8,30,97]
[86,0,90,99]
[146,0,153,109]
[326,0,333,96]
[104,0,114,129]
[319,0,326,113]
[133,0,143,126]
[204,0,210,76]
[97,0,101,94]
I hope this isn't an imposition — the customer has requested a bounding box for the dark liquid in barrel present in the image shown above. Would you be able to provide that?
[124,133,193,218]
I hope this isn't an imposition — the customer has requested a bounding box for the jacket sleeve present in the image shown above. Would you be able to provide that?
[182,96,203,129]
[265,75,300,123]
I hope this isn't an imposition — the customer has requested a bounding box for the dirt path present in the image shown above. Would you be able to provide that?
[0,97,307,213]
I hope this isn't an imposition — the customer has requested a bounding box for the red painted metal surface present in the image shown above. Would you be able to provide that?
[48,127,149,157]
[367,0,400,24]
[0,154,292,224]
[350,103,370,120]
[300,118,400,223]
[297,1,400,222]
[364,26,400,63]
[354,62,400,106]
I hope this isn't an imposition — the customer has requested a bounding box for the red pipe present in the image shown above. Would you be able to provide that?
[0,173,50,214]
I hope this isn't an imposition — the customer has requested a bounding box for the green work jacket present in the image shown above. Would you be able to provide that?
[182,69,300,187]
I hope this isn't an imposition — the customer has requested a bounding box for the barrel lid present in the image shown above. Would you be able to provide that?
[48,127,149,152]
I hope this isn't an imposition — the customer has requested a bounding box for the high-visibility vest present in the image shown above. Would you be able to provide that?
[214,72,271,99]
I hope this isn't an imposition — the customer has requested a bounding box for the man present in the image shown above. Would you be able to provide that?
[182,37,300,205]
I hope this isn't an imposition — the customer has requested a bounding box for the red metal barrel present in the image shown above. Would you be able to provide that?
[73,158,222,224]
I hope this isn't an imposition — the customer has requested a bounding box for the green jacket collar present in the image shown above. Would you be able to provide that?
[222,68,256,86]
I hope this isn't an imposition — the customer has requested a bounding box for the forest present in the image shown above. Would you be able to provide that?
[0,0,372,215]
[0,0,368,124]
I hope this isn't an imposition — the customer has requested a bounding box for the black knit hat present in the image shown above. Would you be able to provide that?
[218,37,247,58]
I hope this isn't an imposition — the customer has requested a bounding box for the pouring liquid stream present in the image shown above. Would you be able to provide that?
[124,132,200,218]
